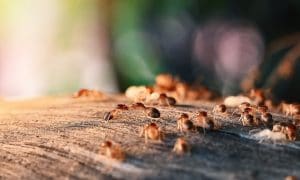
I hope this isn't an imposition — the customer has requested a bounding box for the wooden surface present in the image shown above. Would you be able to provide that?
[0,95,299,180]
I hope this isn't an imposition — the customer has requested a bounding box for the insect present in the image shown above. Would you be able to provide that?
[195,111,215,131]
[140,123,163,143]
[116,104,129,110]
[284,123,297,141]
[260,112,273,129]
[240,104,270,126]
[281,102,300,117]
[244,107,264,126]
[252,122,297,142]
[146,107,161,118]
[244,106,257,115]
[103,104,130,121]
[252,129,288,142]
[166,96,177,106]
[282,123,296,141]
[213,104,227,114]
[177,113,194,132]
[172,137,190,155]
[264,99,275,112]
[73,88,89,98]
[156,93,176,106]
[249,89,265,106]
[273,123,297,141]
[73,88,104,98]
[158,93,168,105]
[103,110,118,121]
[198,111,208,117]
[155,73,176,91]
[257,105,269,114]
[212,104,227,120]
[224,95,252,107]
[239,112,255,126]
[231,102,251,116]
[125,86,152,102]
[175,82,189,100]
[238,102,251,112]
[99,140,125,161]
[130,102,146,110]
[147,93,177,106]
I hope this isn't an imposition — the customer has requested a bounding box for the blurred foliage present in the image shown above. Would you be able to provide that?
[0,0,299,100]
[112,0,165,90]
[112,0,300,101]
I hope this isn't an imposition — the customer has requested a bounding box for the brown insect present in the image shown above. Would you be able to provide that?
[252,129,288,142]
[231,102,251,116]
[155,93,177,106]
[247,104,269,126]
[195,111,215,131]
[166,96,176,106]
[243,107,256,115]
[272,123,297,141]
[239,102,251,111]
[158,93,168,105]
[103,104,129,121]
[130,102,146,110]
[198,111,208,117]
[284,123,297,141]
[155,73,176,90]
[145,86,154,94]
[239,112,255,126]
[99,140,125,161]
[213,104,227,114]
[146,107,161,118]
[73,88,89,97]
[249,89,265,105]
[264,99,275,112]
[272,122,284,132]
[256,105,268,114]
[172,137,190,155]
[103,110,118,121]
[73,88,104,98]
[140,123,163,143]
[186,89,201,100]
[243,106,263,126]
[212,104,227,119]
[281,102,300,116]
[175,82,189,100]
[260,112,273,129]
[116,104,129,110]
[177,113,194,132]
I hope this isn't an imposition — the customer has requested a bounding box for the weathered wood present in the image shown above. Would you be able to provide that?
[0,96,299,180]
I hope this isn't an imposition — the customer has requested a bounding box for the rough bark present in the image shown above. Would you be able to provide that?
[0,96,299,180]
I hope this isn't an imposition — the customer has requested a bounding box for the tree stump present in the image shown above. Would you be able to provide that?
[0,95,299,179]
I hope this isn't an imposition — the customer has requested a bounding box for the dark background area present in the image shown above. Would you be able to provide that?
[112,0,300,102]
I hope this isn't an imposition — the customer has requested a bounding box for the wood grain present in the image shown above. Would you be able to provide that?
[0,96,299,180]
